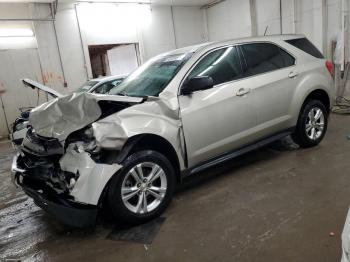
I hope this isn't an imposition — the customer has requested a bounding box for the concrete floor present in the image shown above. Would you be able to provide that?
[1,114,350,261]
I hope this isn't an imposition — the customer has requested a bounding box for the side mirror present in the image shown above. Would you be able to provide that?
[182,76,214,95]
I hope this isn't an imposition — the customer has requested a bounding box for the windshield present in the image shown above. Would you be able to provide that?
[109,52,193,97]
[74,81,99,93]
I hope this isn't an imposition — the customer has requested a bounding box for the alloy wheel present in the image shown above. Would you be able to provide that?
[305,107,325,141]
[121,162,167,214]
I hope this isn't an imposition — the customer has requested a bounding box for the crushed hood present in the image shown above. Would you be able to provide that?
[22,78,63,98]
[29,92,144,140]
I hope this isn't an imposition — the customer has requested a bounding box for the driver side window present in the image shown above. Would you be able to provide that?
[188,46,243,86]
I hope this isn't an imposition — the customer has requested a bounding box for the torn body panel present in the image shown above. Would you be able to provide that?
[17,92,185,208]
[60,145,122,205]
[92,95,186,170]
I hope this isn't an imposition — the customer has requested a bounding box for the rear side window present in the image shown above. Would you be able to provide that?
[285,38,324,59]
[240,43,295,77]
[188,46,243,86]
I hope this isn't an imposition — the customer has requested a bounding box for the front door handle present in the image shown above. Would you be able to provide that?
[288,71,299,78]
[236,88,251,96]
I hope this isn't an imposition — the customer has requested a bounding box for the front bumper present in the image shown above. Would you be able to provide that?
[11,153,98,228]
[23,185,98,228]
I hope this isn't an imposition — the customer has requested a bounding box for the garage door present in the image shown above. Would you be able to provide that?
[0,48,47,137]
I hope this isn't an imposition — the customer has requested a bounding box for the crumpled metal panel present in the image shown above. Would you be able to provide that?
[93,97,178,147]
[29,92,143,141]
[60,145,122,205]
[92,95,186,169]
[29,91,185,171]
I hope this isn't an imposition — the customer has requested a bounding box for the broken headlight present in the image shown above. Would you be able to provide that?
[66,126,100,154]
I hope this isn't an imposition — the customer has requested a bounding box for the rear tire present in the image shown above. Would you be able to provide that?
[291,99,328,148]
[107,150,175,225]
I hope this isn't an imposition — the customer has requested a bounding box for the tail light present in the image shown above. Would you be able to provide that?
[325,60,335,78]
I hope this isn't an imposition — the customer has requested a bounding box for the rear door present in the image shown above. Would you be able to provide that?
[179,46,257,167]
[239,42,297,137]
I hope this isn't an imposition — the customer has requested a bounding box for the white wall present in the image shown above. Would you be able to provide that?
[65,3,206,82]
[172,6,207,47]
[205,0,346,60]
[256,0,281,35]
[206,0,252,41]
[32,4,67,95]
[139,6,177,60]
[295,0,324,52]
[0,3,41,137]
[281,0,295,34]
[55,3,88,91]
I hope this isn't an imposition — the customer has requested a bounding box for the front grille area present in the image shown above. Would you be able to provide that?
[18,151,76,194]
[23,128,64,156]
[17,128,74,194]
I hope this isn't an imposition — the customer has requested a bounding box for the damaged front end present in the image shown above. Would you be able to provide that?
[11,90,184,227]
[12,127,121,227]
[10,93,143,227]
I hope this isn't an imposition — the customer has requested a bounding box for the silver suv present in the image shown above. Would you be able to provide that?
[11,35,334,227]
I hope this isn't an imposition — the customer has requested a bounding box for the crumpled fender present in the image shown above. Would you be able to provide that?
[92,95,186,169]
[60,145,122,205]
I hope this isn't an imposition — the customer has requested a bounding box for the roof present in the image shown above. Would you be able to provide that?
[164,34,306,56]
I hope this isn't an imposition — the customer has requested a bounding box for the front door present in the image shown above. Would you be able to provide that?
[179,46,257,167]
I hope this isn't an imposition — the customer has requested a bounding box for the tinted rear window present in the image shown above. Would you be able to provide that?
[285,38,324,59]
[240,43,295,77]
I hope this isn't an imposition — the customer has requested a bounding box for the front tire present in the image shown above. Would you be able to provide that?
[292,99,328,148]
[107,150,175,225]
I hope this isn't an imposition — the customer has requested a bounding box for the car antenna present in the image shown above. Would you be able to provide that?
[264,26,269,36]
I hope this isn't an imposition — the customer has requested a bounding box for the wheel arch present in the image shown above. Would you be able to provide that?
[302,88,331,114]
[117,134,181,181]
[97,133,182,209]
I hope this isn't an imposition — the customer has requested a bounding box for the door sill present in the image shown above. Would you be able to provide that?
[182,128,294,178]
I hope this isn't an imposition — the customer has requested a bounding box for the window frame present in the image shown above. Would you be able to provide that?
[239,42,296,77]
[285,38,324,59]
[186,45,244,87]
[179,41,296,96]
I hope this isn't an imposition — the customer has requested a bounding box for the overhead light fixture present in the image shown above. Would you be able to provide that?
[0,28,34,37]
[76,0,151,3]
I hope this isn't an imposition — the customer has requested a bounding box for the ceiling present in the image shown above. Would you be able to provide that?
[0,0,216,6]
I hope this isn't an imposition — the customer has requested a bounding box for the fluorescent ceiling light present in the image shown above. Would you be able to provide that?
[76,0,151,3]
[0,28,34,37]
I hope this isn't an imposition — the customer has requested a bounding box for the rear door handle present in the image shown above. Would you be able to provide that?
[288,71,299,78]
[236,88,251,96]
